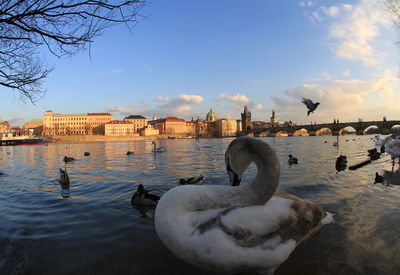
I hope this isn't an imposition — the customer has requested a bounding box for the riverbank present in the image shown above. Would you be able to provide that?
[47,135,197,143]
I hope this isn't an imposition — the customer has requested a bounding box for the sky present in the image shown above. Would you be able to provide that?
[1,0,400,127]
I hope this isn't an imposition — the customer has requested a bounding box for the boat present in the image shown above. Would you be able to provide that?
[0,131,46,146]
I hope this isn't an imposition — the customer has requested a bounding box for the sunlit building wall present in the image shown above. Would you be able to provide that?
[43,110,113,136]
[124,115,148,132]
[105,120,135,136]
[216,119,238,137]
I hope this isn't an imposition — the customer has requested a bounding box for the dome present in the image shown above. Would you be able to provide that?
[206,108,217,122]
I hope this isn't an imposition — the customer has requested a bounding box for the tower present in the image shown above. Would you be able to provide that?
[271,109,277,125]
[241,106,252,132]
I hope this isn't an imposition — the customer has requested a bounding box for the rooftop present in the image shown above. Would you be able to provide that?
[125,115,146,120]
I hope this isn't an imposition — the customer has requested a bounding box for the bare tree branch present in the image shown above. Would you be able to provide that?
[0,0,146,103]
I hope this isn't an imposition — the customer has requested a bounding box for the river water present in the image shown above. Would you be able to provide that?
[0,136,399,274]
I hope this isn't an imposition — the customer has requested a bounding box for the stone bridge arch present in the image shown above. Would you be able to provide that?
[315,127,332,136]
[363,125,380,135]
[390,124,400,133]
[339,126,356,135]
[293,128,309,136]
[275,130,289,137]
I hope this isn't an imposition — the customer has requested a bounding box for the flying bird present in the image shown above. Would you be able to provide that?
[302,98,320,116]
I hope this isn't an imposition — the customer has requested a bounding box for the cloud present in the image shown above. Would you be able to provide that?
[0,116,25,127]
[271,70,399,123]
[329,0,391,65]
[110,68,124,74]
[343,70,350,77]
[255,104,263,110]
[219,93,250,104]
[106,94,205,120]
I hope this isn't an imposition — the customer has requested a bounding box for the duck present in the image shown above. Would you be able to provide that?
[126,151,134,155]
[58,168,70,188]
[179,175,205,185]
[131,184,160,206]
[335,155,347,171]
[288,154,298,165]
[84,152,90,156]
[368,148,381,160]
[63,156,75,163]
[374,172,385,184]
[155,136,333,274]
[152,141,166,152]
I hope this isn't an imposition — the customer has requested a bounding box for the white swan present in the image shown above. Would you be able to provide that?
[155,136,333,274]
[152,141,166,152]
[384,138,400,171]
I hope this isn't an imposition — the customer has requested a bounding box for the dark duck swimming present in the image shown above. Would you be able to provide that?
[131,184,160,206]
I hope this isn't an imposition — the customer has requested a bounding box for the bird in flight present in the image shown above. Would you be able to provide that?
[301,98,320,116]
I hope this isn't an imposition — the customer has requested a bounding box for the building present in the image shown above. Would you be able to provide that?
[216,119,238,137]
[22,119,43,136]
[139,124,159,136]
[153,117,187,135]
[43,110,113,136]
[105,120,135,136]
[124,115,148,132]
[0,121,10,133]
[241,106,252,132]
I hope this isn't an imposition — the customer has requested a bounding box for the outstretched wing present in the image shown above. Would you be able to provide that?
[301,98,313,109]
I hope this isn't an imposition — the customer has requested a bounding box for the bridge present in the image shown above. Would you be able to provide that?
[251,119,400,137]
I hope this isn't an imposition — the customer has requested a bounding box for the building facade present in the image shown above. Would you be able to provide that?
[139,124,159,136]
[43,111,113,136]
[105,120,135,136]
[153,117,188,135]
[0,121,10,133]
[22,119,43,136]
[124,115,148,132]
[216,119,238,137]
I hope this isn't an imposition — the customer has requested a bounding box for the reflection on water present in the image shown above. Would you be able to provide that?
[0,136,400,274]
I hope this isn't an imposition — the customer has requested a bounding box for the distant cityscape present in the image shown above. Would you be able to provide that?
[0,106,393,139]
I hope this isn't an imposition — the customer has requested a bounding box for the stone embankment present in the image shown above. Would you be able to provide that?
[47,135,188,143]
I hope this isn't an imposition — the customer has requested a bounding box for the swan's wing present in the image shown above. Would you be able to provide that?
[193,190,330,249]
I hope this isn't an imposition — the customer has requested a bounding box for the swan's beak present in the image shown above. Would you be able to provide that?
[226,162,241,186]
[228,171,241,186]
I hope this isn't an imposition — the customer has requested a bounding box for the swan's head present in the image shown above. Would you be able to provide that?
[225,137,280,189]
[137,184,144,192]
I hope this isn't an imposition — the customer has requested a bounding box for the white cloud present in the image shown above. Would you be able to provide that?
[255,104,263,110]
[271,70,399,123]
[110,68,124,74]
[219,93,250,103]
[343,70,350,77]
[329,0,391,66]
[0,116,26,127]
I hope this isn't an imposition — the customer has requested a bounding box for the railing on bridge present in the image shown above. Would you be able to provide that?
[250,120,400,136]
